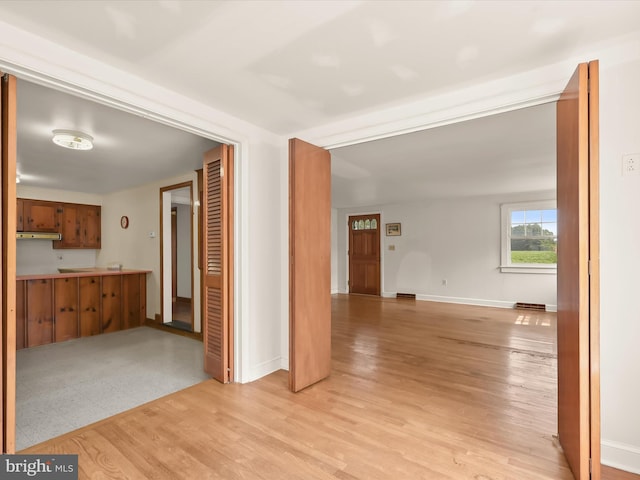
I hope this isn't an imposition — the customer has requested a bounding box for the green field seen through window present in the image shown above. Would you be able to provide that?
[511,251,557,264]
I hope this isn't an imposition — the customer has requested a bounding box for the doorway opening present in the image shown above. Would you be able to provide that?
[160,182,194,332]
[348,213,381,296]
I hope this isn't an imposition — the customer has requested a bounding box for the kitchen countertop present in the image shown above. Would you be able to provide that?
[17,268,152,281]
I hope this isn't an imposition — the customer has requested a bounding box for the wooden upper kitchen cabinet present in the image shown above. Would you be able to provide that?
[54,277,79,343]
[23,199,61,232]
[17,198,101,248]
[82,205,101,248]
[54,203,101,249]
[16,198,24,232]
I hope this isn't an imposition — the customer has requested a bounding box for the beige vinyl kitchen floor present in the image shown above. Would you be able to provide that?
[16,327,209,451]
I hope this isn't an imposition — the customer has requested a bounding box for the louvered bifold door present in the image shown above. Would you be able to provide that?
[202,144,233,383]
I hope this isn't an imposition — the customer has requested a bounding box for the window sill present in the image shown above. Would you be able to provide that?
[500,265,557,274]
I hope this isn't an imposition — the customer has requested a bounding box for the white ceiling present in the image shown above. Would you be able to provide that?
[16,80,218,194]
[331,102,556,208]
[3,1,639,202]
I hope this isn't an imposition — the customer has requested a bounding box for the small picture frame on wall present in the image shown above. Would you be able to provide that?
[386,223,401,236]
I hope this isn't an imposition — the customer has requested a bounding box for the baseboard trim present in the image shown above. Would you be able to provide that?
[602,439,640,475]
[331,289,339,295]
[280,356,289,371]
[416,294,514,309]
[380,292,556,311]
[247,357,282,383]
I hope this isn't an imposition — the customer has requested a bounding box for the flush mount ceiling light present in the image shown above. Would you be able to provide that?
[52,129,94,150]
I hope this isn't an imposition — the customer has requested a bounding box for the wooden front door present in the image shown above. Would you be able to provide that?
[556,60,600,480]
[289,138,331,393]
[1,72,17,453]
[202,145,234,383]
[348,214,381,295]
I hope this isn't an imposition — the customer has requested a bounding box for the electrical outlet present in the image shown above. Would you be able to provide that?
[622,153,640,176]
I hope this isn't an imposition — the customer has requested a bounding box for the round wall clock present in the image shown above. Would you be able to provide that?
[120,216,129,229]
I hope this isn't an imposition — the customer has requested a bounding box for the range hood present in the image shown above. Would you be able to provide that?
[16,232,62,240]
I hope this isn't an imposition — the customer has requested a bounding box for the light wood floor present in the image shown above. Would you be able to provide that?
[22,295,629,479]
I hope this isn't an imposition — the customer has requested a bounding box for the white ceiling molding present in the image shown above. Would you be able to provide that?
[0,20,282,148]
[294,29,640,150]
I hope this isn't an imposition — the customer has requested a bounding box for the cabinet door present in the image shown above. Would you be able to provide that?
[79,276,101,336]
[122,274,141,329]
[24,200,60,232]
[53,203,101,249]
[54,277,79,342]
[16,198,24,232]
[101,275,122,333]
[83,205,101,249]
[55,203,81,248]
[16,280,25,350]
[26,279,53,347]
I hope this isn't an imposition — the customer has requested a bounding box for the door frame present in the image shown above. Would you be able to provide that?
[159,182,194,330]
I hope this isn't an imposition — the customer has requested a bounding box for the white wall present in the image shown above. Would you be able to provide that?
[176,203,192,299]
[336,191,557,309]
[599,57,640,473]
[16,186,102,274]
[246,140,286,380]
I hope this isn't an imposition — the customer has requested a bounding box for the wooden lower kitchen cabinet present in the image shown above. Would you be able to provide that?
[26,279,54,348]
[123,273,146,329]
[54,277,79,343]
[79,276,101,337]
[16,270,150,349]
[101,275,122,334]
[16,280,26,349]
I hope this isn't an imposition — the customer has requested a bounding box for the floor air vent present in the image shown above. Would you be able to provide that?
[396,293,416,300]
[514,302,546,311]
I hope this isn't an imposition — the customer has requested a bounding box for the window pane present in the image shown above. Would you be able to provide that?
[504,203,557,268]
[525,210,542,223]
[358,219,365,230]
[527,223,544,237]
[365,219,371,229]
[541,222,557,236]
[511,237,557,264]
[352,220,357,230]
[511,224,525,237]
[542,209,557,222]
[371,219,377,229]
[511,211,525,223]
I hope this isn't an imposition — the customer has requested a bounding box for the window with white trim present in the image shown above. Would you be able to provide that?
[500,201,557,274]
